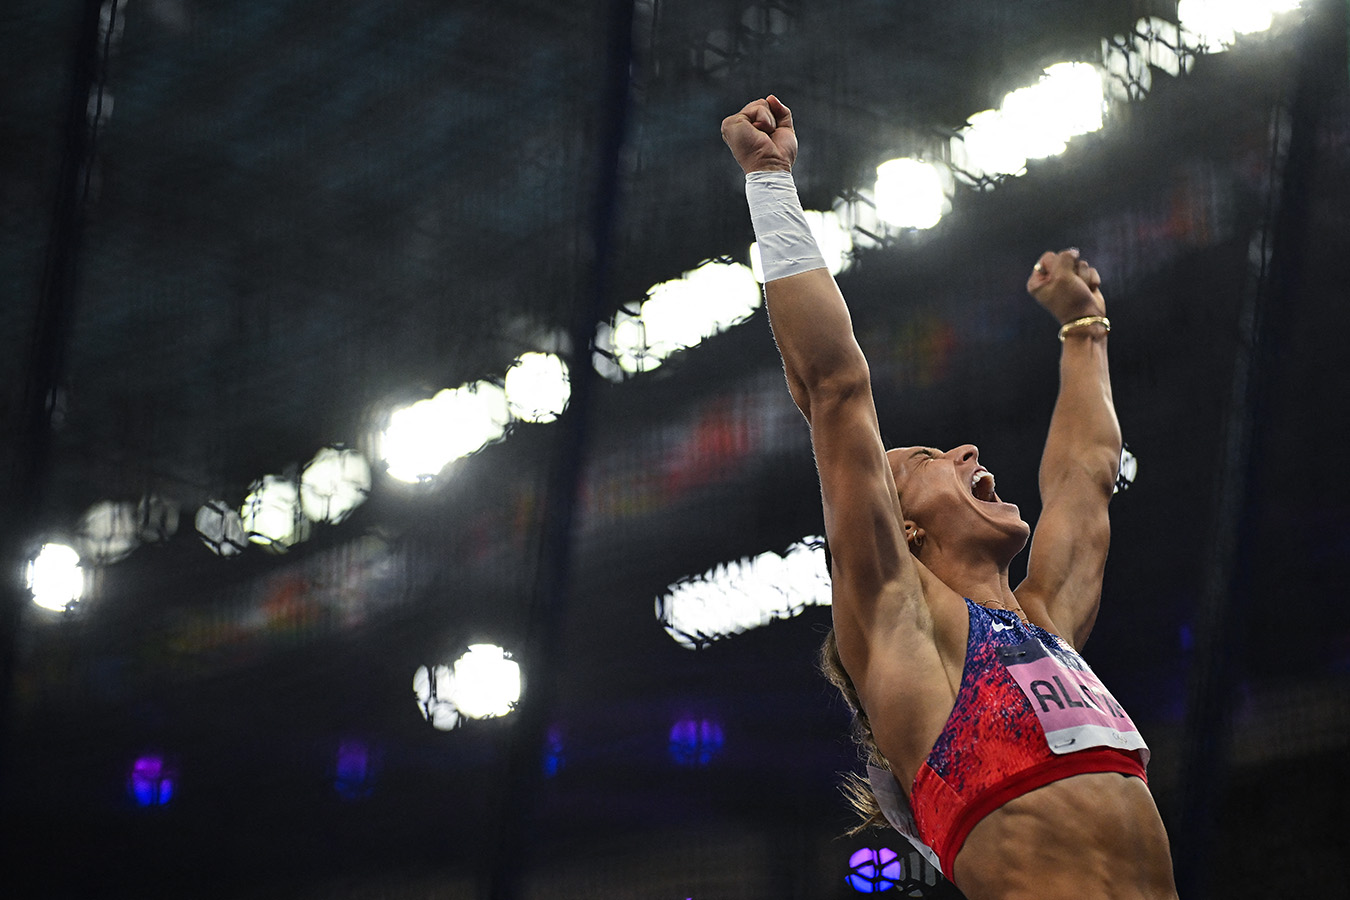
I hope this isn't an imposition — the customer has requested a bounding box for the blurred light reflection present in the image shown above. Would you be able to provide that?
[78,500,140,564]
[414,663,461,731]
[669,717,724,766]
[137,495,180,543]
[300,446,371,524]
[241,475,309,551]
[543,726,565,777]
[128,754,175,807]
[194,500,248,557]
[1178,0,1303,52]
[333,738,378,800]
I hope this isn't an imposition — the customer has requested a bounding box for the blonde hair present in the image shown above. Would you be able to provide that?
[819,628,891,834]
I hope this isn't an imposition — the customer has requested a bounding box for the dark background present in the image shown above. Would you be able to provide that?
[2,1,1347,897]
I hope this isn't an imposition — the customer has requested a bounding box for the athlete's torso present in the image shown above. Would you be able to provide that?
[908,598,1149,873]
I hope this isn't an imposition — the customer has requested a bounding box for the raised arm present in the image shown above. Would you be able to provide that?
[1016,250,1121,648]
[721,97,930,674]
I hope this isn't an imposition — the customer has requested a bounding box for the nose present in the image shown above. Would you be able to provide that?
[952,444,979,463]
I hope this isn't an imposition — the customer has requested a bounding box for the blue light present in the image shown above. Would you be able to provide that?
[846,847,902,893]
[542,726,565,778]
[334,739,377,800]
[128,755,175,807]
[668,717,724,766]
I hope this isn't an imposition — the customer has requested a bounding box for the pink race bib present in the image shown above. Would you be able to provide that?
[997,638,1149,764]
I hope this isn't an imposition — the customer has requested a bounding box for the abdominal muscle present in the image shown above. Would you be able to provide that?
[952,771,1179,900]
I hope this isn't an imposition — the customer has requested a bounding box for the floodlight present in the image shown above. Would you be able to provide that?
[504,352,571,424]
[451,644,521,719]
[301,446,371,523]
[657,537,830,649]
[26,542,84,612]
[380,381,510,483]
[874,159,948,230]
[241,475,308,550]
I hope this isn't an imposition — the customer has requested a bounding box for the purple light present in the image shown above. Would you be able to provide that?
[128,755,175,807]
[334,739,377,800]
[668,717,724,766]
[542,726,565,778]
[846,847,901,893]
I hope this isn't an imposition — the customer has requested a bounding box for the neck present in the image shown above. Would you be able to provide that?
[917,546,1021,614]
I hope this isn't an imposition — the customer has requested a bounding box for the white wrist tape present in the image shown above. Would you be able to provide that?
[746,171,827,282]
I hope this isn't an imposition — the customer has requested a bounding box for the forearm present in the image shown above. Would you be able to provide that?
[748,172,868,416]
[1040,328,1121,496]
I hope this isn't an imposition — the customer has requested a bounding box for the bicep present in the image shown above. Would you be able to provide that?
[807,380,927,650]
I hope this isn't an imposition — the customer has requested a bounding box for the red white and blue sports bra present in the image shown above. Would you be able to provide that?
[868,598,1149,878]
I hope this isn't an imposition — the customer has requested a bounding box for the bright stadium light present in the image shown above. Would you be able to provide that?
[641,260,760,355]
[952,63,1105,184]
[380,381,511,483]
[594,260,761,379]
[412,644,522,729]
[451,644,521,719]
[504,351,571,424]
[1002,63,1105,157]
[27,542,84,612]
[1178,0,1303,52]
[952,108,1028,181]
[657,537,831,650]
[874,158,949,230]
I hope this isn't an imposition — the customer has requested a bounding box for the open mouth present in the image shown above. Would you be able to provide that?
[971,470,998,503]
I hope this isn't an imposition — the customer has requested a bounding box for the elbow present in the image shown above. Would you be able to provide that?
[1040,446,1121,500]
[799,347,871,403]
[1091,444,1124,496]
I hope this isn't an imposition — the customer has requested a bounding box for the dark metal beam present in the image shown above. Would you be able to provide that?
[0,0,120,814]
[485,2,638,898]
[1172,1,1340,894]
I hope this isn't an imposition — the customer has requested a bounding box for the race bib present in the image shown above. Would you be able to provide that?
[996,638,1149,764]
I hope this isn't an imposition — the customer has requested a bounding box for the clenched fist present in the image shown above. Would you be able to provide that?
[1027,249,1106,324]
[721,94,797,175]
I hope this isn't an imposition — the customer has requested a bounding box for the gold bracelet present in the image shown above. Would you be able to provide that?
[1058,315,1110,342]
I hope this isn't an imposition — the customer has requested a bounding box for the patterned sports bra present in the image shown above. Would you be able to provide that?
[869,598,1148,878]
